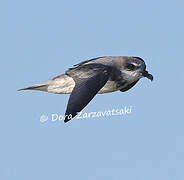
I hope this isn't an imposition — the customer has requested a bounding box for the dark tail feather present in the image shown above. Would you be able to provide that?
[18,84,48,91]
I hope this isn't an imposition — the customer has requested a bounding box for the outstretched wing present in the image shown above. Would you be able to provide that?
[64,63,113,122]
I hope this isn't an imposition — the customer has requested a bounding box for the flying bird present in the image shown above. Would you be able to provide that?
[19,56,153,122]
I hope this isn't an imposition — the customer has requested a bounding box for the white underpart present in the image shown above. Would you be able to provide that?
[98,81,118,93]
[47,74,75,94]
[46,74,118,94]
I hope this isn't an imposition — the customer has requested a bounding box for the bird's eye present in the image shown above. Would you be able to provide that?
[126,63,136,70]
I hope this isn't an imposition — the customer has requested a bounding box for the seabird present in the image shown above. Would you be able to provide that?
[19,56,153,122]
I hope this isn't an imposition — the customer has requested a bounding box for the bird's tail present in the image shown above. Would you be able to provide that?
[18,74,75,94]
[18,84,48,91]
[18,84,49,92]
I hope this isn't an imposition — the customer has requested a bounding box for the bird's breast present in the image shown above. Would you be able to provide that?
[98,80,119,94]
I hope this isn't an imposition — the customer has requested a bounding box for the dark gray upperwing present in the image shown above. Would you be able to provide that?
[120,80,139,92]
[73,56,106,67]
[64,63,113,123]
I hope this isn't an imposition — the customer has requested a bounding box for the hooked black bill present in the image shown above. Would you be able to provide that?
[142,70,153,81]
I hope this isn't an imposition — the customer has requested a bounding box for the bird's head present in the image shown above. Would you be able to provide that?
[120,56,153,82]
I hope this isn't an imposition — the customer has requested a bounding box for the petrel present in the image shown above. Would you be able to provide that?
[19,56,153,122]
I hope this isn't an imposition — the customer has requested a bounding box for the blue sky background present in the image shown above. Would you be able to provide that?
[1,0,184,179]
